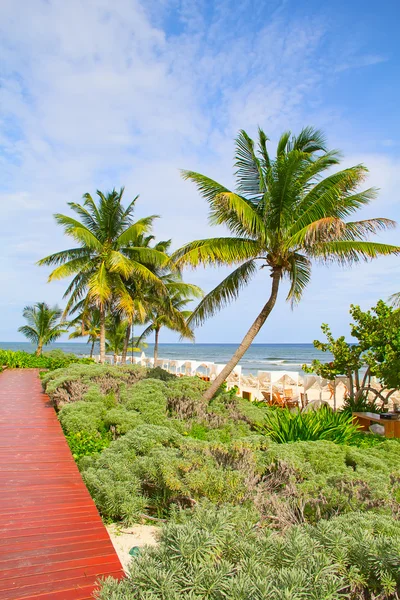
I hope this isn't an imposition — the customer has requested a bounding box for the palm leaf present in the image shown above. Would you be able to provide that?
[188,260,258,327]
[311,241,400,265]
[36,247,92,267]
[116,216,159,246]
[53,214,102,250]
[172,237,262,268]
[286,254,312,305]
[234,130,264,196]
[210,192,265,239]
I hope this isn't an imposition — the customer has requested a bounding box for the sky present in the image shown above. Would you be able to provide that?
[1,0,400,345]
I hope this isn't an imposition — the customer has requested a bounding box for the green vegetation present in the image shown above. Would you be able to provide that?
[17,302,66,355]
[0,349,93,370]
[40,356,400,599]
[96,503,400,600]
[42,366,400,530]
[173,127,399,400]
[305,300,400,405]
[258,405,361,444]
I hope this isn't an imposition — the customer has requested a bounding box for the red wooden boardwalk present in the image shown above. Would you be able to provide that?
[0,369,123,600]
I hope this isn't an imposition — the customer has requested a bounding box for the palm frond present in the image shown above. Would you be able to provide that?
[234,129,264,196]
[17,325,39,344]
[47,257,94,282]
[286,254,312,306]
[276,131,291,156]
[172,238,262,268]
[87,262,112,304]
[257,128,271,170]
[181,170,230,203]
[210,192,265,239]
[36,248,92,267]
[53,214,102,250]
[82,192,101,222]
[311,241,400,265]
[188,260,258,327]
[289,126,328,154]
[68,202,99,235]
[116,216,159,247]
[338,218,396,241]
[389,292,400,308]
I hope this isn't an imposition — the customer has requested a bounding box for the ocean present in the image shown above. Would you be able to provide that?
[0,342,333,374]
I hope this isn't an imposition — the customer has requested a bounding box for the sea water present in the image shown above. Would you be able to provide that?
[0,342,333,374]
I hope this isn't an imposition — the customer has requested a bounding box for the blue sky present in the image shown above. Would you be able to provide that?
[1,0,399,345]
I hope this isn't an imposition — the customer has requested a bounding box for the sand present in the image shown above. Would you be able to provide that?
[107,523,159,573]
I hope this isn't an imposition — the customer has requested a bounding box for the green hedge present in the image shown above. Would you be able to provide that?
[0,349,93,370]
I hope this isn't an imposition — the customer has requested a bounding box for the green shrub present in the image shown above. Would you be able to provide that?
[66,430,111,461]
[258,405,361,444]
[0,349,93,370]
[80,426,264,522]
[59,401,107,435]
[145,366,176,381]
[257,439,400,526]
[42,363,147,407]
[96,503,400,600]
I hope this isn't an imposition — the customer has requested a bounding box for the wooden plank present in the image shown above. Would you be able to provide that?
[0,369,123,599]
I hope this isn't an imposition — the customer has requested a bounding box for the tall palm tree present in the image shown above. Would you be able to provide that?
[18,302,66,356]
[38,189,168,363]
[138,274,203,362]
[68,306,101,358]
[173,127,400,400]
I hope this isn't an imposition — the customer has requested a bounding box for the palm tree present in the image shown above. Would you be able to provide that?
[138,274,203,362]
[38,189,168,363]
[120,236,172,364]
[68,306,101,358]
[173,127,400,400]
[105,314,129,363]
[18,302,66,356]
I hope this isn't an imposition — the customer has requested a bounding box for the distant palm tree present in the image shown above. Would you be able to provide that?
[38,189,168,363]
[120,235,172,364]
[68,306,101,358]
[18,302,66,356]
[138,274,203,362]
[105,314,129,363]
[174,127,400,400]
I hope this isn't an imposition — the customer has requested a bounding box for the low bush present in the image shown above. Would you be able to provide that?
[0,349,93,370]
[96,503,400,600]
[258,405,361,444]
[80,426,265,522]
[42,363,148,408]
[66,430,111,461]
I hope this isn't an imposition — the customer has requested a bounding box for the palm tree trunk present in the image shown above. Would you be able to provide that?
[121,323,130,364]
[99,307,106,364]
[90,339,95,359]
[36,341,43,357]
[154,327,160,363]
[203,269,281,401]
